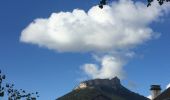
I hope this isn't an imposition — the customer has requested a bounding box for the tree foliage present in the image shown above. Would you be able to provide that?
[147,0,170,7]
[0,70,39,100]
[99,0,107,9]
[0,70,6,97]
[98,0,170,8]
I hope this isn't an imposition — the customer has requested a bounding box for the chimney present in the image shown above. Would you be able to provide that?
[150,85,161,100]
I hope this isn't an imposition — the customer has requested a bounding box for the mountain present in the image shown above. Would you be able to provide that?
[57,77,149,100]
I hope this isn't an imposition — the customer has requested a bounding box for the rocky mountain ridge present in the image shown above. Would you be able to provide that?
[57,77,149,100]
[75,77,121,90]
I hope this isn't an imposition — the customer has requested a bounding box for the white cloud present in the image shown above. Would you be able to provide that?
[20,0,165,53]
[20,0,170,79]
[83,55,125,79]
[166,83,170,89]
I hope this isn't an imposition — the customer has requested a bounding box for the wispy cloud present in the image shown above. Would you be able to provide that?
[83,55,125,79]
[166,83,170,89]
[20,0,170,79]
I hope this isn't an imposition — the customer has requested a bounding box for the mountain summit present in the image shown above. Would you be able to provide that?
[75,77,121,90]
[57,77,149,100]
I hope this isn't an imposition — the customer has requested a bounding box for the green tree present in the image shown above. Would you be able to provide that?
[147,0,170,7]
[0,70,39,100]
[98,0,170,8]
[0,70,5,97]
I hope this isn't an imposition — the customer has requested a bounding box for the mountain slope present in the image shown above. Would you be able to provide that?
[57,77,149,100]
[57,87,124,100]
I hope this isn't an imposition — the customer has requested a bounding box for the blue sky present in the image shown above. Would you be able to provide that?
[0,0,170,100]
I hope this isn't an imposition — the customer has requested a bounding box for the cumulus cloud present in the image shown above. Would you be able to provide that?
[20,0,170,79]
[83,55,125,79]
[20,0,163,52]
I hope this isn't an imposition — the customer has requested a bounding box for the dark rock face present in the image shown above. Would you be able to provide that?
[92,94,111,100]
[82,77,120,87]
